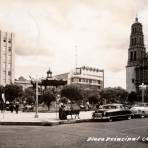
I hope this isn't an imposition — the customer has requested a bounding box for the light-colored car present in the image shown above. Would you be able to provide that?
[130,103,148,118]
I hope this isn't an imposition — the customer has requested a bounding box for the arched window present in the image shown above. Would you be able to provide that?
[130,52,133,61]
[131,38,134,45]
[134,38,136,45]
[134,51,136,60]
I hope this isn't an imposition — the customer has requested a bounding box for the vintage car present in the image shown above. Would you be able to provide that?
[22,105,34,112]
[92,103,132,122]
[130,103,148,118]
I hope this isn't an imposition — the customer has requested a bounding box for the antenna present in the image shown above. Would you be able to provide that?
[74,44,78,69]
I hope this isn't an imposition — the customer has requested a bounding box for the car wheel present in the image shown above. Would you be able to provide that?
[140,112,145,118]
[127,115,131,120]
[108,117,113,122]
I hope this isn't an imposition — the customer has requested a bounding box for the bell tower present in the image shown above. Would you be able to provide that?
[126,17,146,92]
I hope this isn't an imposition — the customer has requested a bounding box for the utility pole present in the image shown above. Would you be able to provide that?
[139,83,147,103]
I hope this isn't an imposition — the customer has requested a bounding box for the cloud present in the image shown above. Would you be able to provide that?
[0,0,148,88]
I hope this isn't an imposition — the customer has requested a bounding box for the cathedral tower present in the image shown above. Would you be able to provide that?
[126,17,146,92]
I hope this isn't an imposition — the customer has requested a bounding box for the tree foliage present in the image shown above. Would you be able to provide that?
[127,91,138,103]
[4,84,23,102]
[24,87,35,105]
[100,87,128,104]
[88,94,100,105]
[61,84,83,102]
[40,90,56,110]
[59,97,68,104]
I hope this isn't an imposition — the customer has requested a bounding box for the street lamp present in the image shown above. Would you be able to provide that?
[139,83,147,103]
[34,80,39,118]
[29,76,39,118]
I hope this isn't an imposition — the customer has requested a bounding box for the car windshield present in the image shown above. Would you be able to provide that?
[138,104,145,107]
[134,103,145,107]
[102,105,117,109]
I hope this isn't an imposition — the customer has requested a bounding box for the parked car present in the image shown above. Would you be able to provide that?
[22,105,34,112]
[92,103,132,122]
[130,103,148,118]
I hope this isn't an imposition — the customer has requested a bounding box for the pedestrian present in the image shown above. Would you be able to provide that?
[59,105,67,120]
[96,102,100,109]
[9,102,14,113]
[59,105,62,120]
[15,101,19,114]
[86,101,90,111]
[0,101,4,112]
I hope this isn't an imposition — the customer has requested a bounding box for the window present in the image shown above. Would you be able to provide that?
[130,52,133,61]
[3,39,6,42]
[8,40,11,43]
[8,47,11,52]
[134,38,136,44]
[8,71,11,76]
[132,79,135,83]
[134,51,136,60]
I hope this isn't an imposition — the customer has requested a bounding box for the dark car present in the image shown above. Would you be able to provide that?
[92,103,132,122]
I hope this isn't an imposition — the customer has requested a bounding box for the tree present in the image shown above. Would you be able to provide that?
[88,94,100,105]
[100,87,128,104]
[24,87,35,105]
[41,90,55,110]
[59,97,68,104]
[61,84,83,102]
[127,91,138,104]
[4,84,23,102]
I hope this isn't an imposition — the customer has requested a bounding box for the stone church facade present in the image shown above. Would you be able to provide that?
[126,17,148,97]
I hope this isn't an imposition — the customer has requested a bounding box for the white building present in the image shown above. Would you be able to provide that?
[0,31,15,86]
[14,76,32,90]
[55,66,104,90]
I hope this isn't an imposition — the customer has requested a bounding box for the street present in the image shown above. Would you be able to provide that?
[0,118,148,148]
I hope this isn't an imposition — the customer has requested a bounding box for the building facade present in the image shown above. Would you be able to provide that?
[14,76,32,90]
[0,31,15,86]
[55,66,104,90]
[126,17,148,94]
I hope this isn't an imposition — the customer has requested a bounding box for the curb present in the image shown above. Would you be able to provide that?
[0,119,93,126]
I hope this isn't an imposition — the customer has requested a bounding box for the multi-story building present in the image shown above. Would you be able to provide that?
[0,31,15,86]
[55,66,104,90]
[14,76,32,90]
[126,17,148,96]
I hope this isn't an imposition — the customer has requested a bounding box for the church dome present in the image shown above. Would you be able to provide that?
[132,17,142,26]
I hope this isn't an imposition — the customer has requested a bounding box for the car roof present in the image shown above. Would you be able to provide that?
[133,103,148,106]
[102,103,123,106]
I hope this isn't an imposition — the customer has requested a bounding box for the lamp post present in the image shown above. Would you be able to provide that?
[139,83,147,103]
[29,76,39,118]
[34,80,39,118]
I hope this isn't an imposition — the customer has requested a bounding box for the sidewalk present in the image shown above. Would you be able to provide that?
[0,111,93,126]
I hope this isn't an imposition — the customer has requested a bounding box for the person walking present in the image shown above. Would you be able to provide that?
[15,101,19,114]
[9,102,14,113]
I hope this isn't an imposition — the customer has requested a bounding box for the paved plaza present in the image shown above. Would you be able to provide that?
[0,111,93,125]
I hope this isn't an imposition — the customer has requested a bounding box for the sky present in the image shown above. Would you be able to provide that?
[0,0,148,88]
